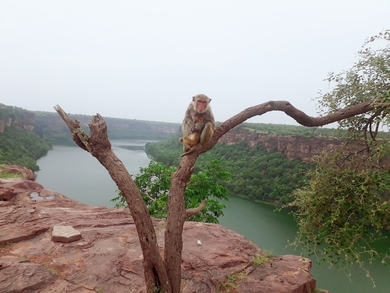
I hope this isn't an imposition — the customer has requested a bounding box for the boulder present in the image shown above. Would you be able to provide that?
[52,226,82,243]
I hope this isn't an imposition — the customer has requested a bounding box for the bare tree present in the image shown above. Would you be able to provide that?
[54,99,381,293]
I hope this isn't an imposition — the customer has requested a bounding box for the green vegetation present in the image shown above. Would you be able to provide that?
[0,242,13,248]
[111,160,231,223]
[252,251,272,266]
[0,127,51,171]
[289,31,390,270]
[146,137,312,205]
[0,169,24,178]
[240,122,342,137]
[43,264,58,275]
[240,122,390,139]
[0,104,26,120]
[216,272,246,293]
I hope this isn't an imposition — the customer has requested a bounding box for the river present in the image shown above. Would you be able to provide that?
[36,140,390,293]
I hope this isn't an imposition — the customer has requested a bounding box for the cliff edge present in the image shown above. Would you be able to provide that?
[0,165,322,293]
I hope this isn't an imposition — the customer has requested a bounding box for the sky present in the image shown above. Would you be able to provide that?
[0,1,389,125]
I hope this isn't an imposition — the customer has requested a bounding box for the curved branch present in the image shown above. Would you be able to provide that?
[185,199,207,219]
[184,100,377,157]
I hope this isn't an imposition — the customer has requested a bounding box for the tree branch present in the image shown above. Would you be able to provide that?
[182,100,377,157]
[54,105,91,152]
[185,199,207,219]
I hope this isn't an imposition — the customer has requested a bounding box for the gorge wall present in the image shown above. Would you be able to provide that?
[0,104,35,133]
[220,128,344,163]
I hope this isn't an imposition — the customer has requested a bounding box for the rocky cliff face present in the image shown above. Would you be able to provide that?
[0,105,35,133]
[0,165,326,293]
[220,128,344,163]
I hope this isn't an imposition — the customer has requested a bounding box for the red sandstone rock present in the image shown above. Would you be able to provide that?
[0,183,17,200]
[52,226,82,243]
[0,165,322,293]
[0,164,36,180]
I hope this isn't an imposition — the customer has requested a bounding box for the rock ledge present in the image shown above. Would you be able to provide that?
[0,165,320,293]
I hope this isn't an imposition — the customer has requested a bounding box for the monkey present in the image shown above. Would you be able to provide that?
[181,94,215,156]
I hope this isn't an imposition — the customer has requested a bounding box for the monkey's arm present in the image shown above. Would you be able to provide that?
[182,108,194,137]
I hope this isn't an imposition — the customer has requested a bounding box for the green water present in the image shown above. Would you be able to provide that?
[219,196,390,293]
[36,140,153,207]
[36,141,390,293]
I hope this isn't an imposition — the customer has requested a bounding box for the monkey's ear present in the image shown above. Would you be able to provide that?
[209,98,212,103]
[192,96,196,101]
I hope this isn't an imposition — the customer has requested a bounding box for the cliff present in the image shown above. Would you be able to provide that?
[0,104,35,133]
[0,165,325,293]
[220,128,344,163]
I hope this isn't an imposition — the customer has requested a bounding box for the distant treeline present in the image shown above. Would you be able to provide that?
[145,136,313,204]
[33,111,180,145]
[0,103,26,120]
[240,122,342,137]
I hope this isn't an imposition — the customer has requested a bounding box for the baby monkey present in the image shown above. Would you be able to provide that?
[180,113,205,149]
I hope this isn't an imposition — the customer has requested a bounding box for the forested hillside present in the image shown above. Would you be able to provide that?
[0,104,51,171]
[145,136,313,204]
[0,127,51,171]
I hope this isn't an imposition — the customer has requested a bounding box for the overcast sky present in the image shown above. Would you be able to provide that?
[0,1,389,125]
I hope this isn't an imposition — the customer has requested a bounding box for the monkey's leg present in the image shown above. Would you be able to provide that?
[199,122,214,145]
[180,133,200,154]
[183,135,200,147]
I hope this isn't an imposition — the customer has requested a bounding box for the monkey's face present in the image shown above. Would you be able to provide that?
[196,99,209,113]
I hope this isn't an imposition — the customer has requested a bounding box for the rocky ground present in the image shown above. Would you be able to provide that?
[0,164,323,293]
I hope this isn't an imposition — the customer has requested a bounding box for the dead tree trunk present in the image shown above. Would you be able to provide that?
[54,106,171,293]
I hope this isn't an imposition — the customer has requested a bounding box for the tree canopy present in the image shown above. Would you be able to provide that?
[111,160,231,224]
[146,137,313,204]
[288,31,390,274]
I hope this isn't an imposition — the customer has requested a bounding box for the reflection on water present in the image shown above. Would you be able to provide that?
[29,191,55,202]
